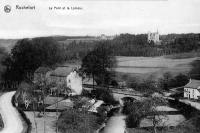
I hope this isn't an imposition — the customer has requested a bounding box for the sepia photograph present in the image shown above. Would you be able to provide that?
[0,0,200,133]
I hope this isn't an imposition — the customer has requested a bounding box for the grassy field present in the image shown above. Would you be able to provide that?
[115,56,200,80]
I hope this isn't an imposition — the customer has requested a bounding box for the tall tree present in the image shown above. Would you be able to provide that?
[81,41,116,87]
[190,60,200,80]
[2,37,65,82]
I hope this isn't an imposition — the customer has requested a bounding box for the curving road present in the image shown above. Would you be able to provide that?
[0,91,24,133]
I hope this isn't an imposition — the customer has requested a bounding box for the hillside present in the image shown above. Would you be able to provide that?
[0,39,18,52]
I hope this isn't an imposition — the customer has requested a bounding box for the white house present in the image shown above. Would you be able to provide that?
[66,70,83,95]
[184,79,200,99]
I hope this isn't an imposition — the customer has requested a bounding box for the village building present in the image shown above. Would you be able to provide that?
[33,63,97,96]
[49,66,73,84]
[33,67,52,84]
[66,70,83,95]
[48,65,84,96]
[184,79,200,100]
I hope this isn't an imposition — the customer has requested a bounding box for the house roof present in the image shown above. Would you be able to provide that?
[46,99,73,110]
[83,78,97,85]
[35,67,51,74]
[185,79,200,89]
[50,66,73,77]
[44,96,64,105]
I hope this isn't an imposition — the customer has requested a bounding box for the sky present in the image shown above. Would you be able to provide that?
[0,0,200,39]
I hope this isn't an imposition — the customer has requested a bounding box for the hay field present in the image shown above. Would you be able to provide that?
[115,56,200,80]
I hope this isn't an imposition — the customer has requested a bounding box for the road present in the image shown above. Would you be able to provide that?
[0,91,24,133]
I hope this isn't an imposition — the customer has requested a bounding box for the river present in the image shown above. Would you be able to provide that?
[100,107,126,133]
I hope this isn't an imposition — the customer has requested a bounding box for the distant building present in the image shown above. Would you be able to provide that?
[98,34,115,40]
[184,79,200,99]
[148,30,160,44]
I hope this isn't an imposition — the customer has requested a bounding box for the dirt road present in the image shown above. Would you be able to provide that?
[0,91,24,133]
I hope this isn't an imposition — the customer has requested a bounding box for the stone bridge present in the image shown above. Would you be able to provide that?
[83,84,145,104]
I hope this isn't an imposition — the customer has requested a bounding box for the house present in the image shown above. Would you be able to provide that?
[49,66,73,84]
[46,99,73,111]
[66,70,83,95]
[33,67,52,84]
[49,65,84,96]
[184,79,200,99]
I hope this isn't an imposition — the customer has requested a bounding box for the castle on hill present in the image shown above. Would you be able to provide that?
[147,30,160,44]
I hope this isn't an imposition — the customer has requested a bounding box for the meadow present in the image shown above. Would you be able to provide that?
[115,55,200,80]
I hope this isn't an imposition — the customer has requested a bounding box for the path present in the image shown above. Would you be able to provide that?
[0,91,24,133]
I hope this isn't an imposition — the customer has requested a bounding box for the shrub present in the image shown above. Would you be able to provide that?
[94,88,118,105]
[57,109,100,133]
[126,113,141,128]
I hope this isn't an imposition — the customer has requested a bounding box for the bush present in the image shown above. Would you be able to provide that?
[126,113,141,128]
[127,77,158,94]
[158,73,189,90]
[57,109,100,133]
[94,88,118,105]
[190,60,200,80]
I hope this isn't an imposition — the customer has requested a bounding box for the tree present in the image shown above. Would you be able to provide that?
[125,97,168,133]
[81,41,116,87]
[190,60,200,80]
[0,46,8,81]
[57,109,100,133]
[2,37,65,82]
[94,88,118,105]
[127,76,158,95]
[158,72,173,91]
[174,74,189,87]
[158,73,189,91]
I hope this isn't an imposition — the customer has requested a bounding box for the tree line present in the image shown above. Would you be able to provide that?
[62,33,200,59]
[1,37,65,82]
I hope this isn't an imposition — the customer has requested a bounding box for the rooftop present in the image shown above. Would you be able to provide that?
[185,79,200,89]
[50,66,73,77]
[46,99,73,110]
[35,67,51,74]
